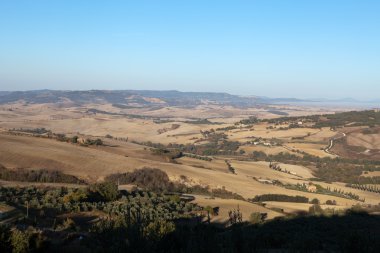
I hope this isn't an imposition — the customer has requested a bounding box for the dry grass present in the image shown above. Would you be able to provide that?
[0,103,378,214]
[285,142,335,158]
[228,124,319,140]
[240,145,297,156]
[347,131,380,150]
[263,201,348,213]
[362,171,380,177]
[191,195,283,222]
[303,127,337,142]
[0,133,364,207]
[230,160,313,183]
[315,181,380,205]
[176,157,229,174]
[0,180,85,188]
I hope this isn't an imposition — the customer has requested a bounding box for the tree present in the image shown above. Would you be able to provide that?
[63,189,87,203]
[0,225,11,252]
[94,138,103,146]
[71,136,78,143]
[105,168,175,192]
[11,229,30,253]
[249,212,264,224]
[310,198,320,204]
[144,220,175,241]
[61,218,77,231]
[90,182,118,201]
[228,206,243,225]
[309,204,323,215]
[326,200,336,205]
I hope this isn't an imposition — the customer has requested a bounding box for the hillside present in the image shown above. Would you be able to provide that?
[1,97,380,252]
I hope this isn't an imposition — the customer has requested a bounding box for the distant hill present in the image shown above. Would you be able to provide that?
[1,89,374,107]
[0,91,11,96]
[0,89,307,107]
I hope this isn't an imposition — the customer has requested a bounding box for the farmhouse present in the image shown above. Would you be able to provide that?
[77,137,86,144]
[307,184,317,193]
[257,178,273,184]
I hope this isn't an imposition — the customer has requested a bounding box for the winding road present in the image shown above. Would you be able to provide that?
[324,132,346,155]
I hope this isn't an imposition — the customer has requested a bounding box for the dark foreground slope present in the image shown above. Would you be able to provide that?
[1,211,379,252]
[85,212,380,253]
[1,183,379,253]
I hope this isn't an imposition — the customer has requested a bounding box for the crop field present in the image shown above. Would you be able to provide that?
[192,195,284,222]
[0,100,379,227]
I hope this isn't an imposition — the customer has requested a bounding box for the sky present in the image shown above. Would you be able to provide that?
[0,0,379,100]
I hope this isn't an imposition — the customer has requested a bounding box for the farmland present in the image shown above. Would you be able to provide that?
[0,91,380,252]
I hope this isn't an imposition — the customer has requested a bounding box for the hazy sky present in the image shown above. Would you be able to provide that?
[0,1,379,99]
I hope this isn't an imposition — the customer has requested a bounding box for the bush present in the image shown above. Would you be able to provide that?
[105,168,175,192]
[309,204,323,215]
[0,225,11,252]
[143,220,175,241]
[63,189,88,203]
[203,206,219,216]
[89,182,118,201]
[11,229,31,253]
[71,136,78,143]
[326,200,337,205]
[0,165,85,184]
[86,138,103,146]
[60,218,77,231]
[249,212,264,224]
[310,198,320,204]
[250,194,309,203]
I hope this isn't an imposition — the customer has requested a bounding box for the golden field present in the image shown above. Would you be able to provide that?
[0,101,379,221]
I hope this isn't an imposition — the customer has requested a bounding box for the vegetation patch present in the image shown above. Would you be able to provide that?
[250,194,309,203]
[0,165,85,184]
[265,110,380,128]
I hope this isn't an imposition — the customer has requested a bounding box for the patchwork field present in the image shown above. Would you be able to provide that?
[285,142,335,158]
[1,97,379,225]
[192,195,283,223]
[346,129,380,150]
[263,201,348,213]
[331,127,380,160]
[0,132,371,207]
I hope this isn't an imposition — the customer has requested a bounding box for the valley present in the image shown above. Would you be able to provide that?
[0,90,379,252]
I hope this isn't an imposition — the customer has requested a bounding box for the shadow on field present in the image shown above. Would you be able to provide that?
[159,211,380,253]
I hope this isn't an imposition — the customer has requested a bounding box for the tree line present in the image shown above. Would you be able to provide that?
[0,165,85,184]
[250,194,309,203]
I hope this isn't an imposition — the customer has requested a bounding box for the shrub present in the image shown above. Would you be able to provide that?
[0,166,85,184]
[0,225,11,252]
[309,204,323,215]
[71,136,78,143]
[326,200,337,205]
[61,218,77,231]
[86,138,103,146]
[89,182,118,201]
[105,168,175,192]
[11,229,31,253]
[250,194,308,203]
[63,189,88,203]
[143,220,175,241]
[204,206,219,216]
[249,212,264,224]
[310,198,320,204]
